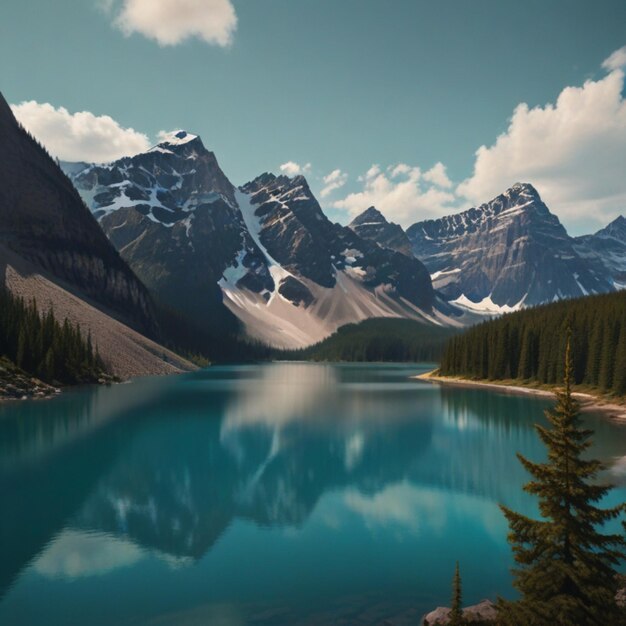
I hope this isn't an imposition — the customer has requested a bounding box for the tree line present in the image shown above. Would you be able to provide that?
[279,318,458,362]
[439,291,626,396]
[0,287,106,385]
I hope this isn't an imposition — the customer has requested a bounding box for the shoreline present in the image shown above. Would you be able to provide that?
[416,370,626,422]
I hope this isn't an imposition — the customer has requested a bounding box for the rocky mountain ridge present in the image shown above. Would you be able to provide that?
[574,215,626,289]
[63,127,624,342]
[405,183,615,310]
[348,206,413,256]
[66,136,451,348]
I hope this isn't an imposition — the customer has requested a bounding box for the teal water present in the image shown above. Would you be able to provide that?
[1,363,626,625]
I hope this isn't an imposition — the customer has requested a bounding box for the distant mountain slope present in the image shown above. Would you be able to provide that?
[348,206,413,256]
[574,215,626,289]
[406,183,613,310]
[66,138,454,349]
[278,317,458,362]
[0,91,192,378]
[0,92,154,333]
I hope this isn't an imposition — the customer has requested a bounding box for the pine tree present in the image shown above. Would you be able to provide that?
[613,323,626,395]
[598,319,617,391]
[498,334,626,625]
[449,561,464,626]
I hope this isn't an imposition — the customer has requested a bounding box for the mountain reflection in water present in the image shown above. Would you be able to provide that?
[2,363,626,625]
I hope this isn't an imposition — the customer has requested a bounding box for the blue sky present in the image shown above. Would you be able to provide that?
[2,0,626,233]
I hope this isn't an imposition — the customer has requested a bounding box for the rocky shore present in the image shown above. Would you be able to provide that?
[0,357,59,400]
[422,599,497,625]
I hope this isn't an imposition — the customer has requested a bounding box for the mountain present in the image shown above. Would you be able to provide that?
[406,183,614,311]
[574,215,626,289]
[348,206,413,256]
[65,130,259,334]
[224,173,456,346]
[0,91,191,378]
[66,136,453,348]
[0,93,154,330]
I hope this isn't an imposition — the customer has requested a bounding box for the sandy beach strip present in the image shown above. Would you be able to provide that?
[415,370,626,422]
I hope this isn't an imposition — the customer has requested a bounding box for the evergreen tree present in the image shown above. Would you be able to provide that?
[499,335,626,625]
[613,323,626,396]
[0,287,106,385]
[439,291,626,397]
[450,561,464,626]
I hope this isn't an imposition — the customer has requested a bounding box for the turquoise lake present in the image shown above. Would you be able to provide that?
[1,363,626,625]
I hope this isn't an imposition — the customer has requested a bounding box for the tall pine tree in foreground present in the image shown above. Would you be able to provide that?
[499,335,626,625]
[450,561,464,625]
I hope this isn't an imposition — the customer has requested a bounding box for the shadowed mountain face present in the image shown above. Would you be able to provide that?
[348,206,414,257]
[574,215,626,289]
[406,183,614,308]
[65,139,438,348]
[0,91,154,333]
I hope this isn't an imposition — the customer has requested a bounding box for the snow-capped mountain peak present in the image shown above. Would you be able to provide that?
[64,129,236,222]
[159,129,198,145]
[407,183,614,307]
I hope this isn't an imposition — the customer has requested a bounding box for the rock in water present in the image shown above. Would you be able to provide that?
[422,599,498,625]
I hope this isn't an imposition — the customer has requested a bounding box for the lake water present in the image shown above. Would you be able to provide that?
[1,363,626,625]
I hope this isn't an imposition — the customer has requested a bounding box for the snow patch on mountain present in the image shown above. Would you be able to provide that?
[451,293,527,314]
[221,270,448,349]
[155,130,198,148]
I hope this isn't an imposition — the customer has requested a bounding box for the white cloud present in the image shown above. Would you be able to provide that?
[11,100,150,162]
[107,0,237,47]
[602,46,626,72]
[279,161,312,177]
[458,50,626,232]
[423,162,452,188]
[320,168,348,198]
[389,163,416,179]
[334,162,457,227]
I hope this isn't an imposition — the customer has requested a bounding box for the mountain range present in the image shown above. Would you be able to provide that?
[65,133,462,348]
[63,131,625,346]
[405,183,618,311]
[2,86,623,360]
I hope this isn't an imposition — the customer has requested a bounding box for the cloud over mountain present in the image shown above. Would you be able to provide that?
[279,161,311,176]
[11,100,150,162]
[333,163,457,227]
[457,48,626,232]
[320,169,348,198]
[332,45,626,233]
